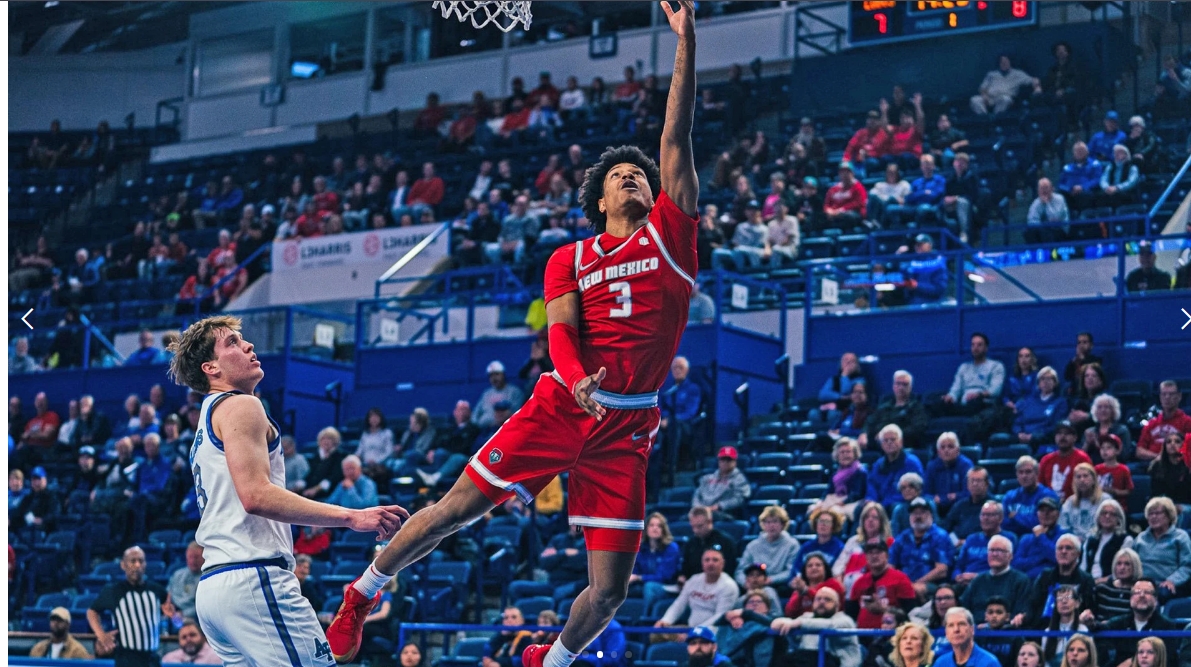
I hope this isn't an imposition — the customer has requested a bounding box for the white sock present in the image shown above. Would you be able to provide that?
[351,564,392,598]
[543,640,580,667]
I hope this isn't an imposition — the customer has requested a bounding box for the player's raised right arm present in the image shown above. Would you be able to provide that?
[218,395,408,538]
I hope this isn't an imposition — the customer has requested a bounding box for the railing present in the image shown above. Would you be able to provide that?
[1147,152,1191,230]
[185,242,273,315]
[374,222,452,298]
[793,1,847,61]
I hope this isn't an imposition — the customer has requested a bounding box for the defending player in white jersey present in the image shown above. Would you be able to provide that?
[168,315,408,667]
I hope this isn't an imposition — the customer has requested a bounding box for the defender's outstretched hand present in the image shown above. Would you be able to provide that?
[573,366,609,421]
[347,504,411,541]
[661,0,695,39]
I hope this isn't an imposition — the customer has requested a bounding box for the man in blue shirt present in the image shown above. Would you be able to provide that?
[868,424,925,512]
[1001,455,1059,536]
[1056,141,1102,211]
[131,433,174,543]
[933,608,1002,667]
[663,357,702,437]
[925,432,972,516]
[1011,496,1067,578]
[893,154,947,226]
[327,455,379,510]
[1087,110,1126,162]
[899,234,949,305]
[124,329,161,366]
[890,497,953,597]
[954,501,1018,581]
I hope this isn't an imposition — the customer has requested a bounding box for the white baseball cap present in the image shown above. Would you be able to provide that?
[486,360,505,374]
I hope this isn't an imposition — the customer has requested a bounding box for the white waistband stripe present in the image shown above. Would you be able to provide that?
[550,371,658,409]
[570,516,646,530]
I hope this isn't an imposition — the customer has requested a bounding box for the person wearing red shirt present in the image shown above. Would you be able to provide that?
[823,162,868,229]
[1093,433,1133,513]
[205,229,237,268]
[846,541,917,629]
[882,93,925,171]
[213,253,248,303]
[21,392,61,449]
[414,93,447,137]
[843,110,890,170]
[1138,380,1191,462]
[1038,421,1093,500]
[613,66,642,109]
[530,72,561,109]
[535,155,563,197]
[408,162,445,217]
[294,201,324,238]
[499,99,532,141]
[311,176,340,215]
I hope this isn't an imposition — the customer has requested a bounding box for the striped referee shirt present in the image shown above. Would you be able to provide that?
[90,578,169,652]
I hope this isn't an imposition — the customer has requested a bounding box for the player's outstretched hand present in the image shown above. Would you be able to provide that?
[573,366,608,421]
[347,504,411,541]
[661,0,695,39]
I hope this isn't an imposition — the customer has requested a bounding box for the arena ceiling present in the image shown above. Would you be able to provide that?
[8,1,236,55]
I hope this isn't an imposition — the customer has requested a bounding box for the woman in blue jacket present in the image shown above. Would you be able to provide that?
[1012,366,1069,446]
[631,512,681,612]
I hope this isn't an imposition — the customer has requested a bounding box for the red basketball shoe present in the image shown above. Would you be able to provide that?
[522,643,554,667]
[325,581,380,662]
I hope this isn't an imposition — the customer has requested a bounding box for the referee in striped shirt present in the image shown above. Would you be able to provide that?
[88,546,175,667]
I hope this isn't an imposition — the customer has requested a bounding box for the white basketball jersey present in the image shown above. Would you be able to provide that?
[190,391,294,570]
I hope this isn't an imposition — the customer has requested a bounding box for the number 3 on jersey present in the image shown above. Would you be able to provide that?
[609,281,632,318]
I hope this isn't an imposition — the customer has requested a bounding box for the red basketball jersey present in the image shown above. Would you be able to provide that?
[544,190,699,395]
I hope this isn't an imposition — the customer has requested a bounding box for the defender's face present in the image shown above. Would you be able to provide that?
[600,163,654,221]
[210,329,264,386]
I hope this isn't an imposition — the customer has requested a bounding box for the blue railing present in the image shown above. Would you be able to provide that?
[1147,152,1191,229]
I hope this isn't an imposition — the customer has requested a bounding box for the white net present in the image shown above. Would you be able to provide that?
[432,1,533,32]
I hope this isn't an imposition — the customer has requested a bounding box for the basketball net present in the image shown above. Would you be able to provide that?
[433,1,533,32]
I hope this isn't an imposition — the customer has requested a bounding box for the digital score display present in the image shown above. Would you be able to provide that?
[849,1,1036,47]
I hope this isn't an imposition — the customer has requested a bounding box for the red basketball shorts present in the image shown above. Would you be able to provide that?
[465,372,660,552]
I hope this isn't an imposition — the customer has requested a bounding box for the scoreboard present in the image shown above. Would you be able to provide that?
[849,1,1037,47]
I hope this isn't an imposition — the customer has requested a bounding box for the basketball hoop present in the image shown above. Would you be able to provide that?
[433,1,533,32]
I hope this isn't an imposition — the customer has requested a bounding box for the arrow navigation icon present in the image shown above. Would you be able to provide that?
[21,309,33,329]
[1183,308,1191,331]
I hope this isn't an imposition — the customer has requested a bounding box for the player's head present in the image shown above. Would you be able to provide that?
[168,315,262,394]
[579,145,662,233]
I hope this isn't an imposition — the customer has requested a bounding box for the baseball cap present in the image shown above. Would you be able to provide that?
[803,176,819,188]
[1104,110,1120,121]
[486,360,506,374]
[49,607,71,623]
[800,117,814,126]
[744,563,768,575]
[838,161,854,172]
[261,204,276,216]
[1054,420,1077,434]
[863,540,889,553]
[79,446,96,457]
[687,627,716,643]
[1037,496,1060,511]
[909,497,931,511]
[744,199,761,210]
[1098,433,1123,448]
[31,466,46,479]
[717,446,739,460]
[914,233,933,245]
[1138,241,1154,255]
[867,110,881,120]
[493,400,512,412]
[166,213,181,224]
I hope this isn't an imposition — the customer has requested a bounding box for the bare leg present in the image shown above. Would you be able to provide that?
[372,474,496,575]
[556,549,637,651]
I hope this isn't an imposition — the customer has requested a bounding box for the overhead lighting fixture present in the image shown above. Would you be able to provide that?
[45,1,59,7]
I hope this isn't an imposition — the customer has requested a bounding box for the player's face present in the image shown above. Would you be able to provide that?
[600,163,654,220]
[211,328,264,388]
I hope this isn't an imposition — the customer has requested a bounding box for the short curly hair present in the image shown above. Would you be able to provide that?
[579,145,662,233]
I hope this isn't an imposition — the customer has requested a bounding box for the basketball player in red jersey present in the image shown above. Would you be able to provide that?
[326,2,699,663]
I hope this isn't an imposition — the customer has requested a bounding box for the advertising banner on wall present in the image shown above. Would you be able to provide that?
[271,222,446,273]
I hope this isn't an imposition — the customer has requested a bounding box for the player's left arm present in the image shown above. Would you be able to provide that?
[659,0,699,217]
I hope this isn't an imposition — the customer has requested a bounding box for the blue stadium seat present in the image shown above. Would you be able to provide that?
[646,642,689,664]
[754,452,795,469]
[744,466,787,487]
[614,598,645,624]
[513,595,555,618]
